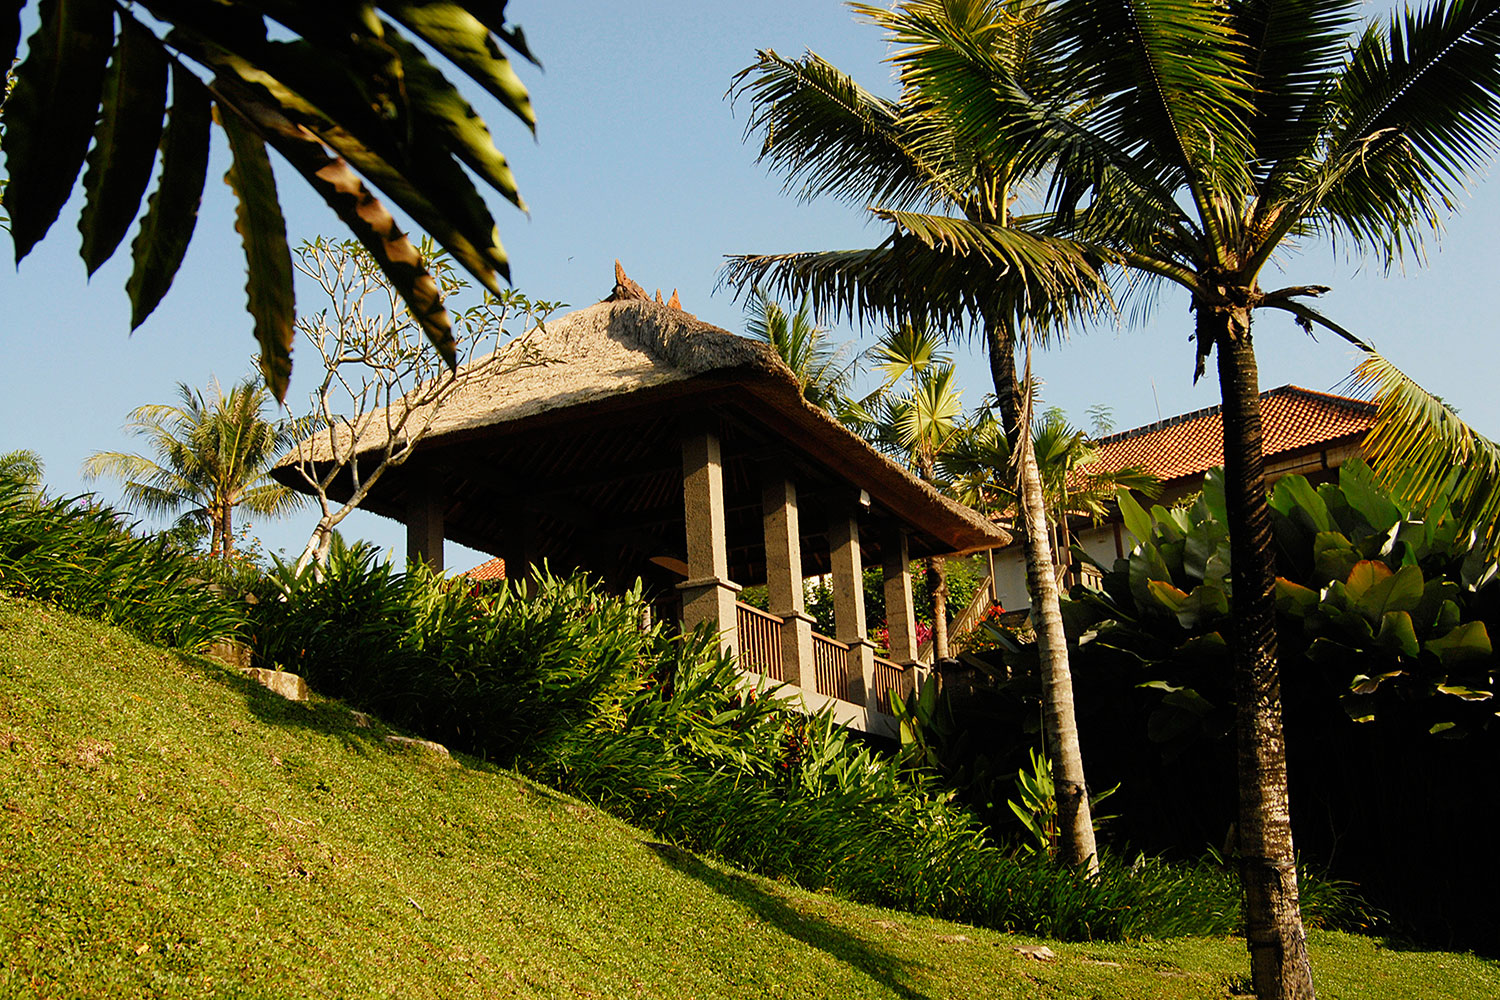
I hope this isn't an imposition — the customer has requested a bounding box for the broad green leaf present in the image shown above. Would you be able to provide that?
[1117,487,1153,548]
[1313,531,1361,583]
[1353,563,1424,619]
[1272,474,1332,533]
[1308,636,1357,664]
[219,104,295,401]
[1375,611,1419,658]
[381,2,537,131]
[1184,518,1229,584]
[1174,631,1228,664]
[1128,538,1173,609]
[1145,579,1188,615]
[1339,692,1376,723]
[1414,578,1460,631]
[1338,457,1402,533]
[5,0,114,260]
[1429,722,1457,736]
[1436,684,1493,702]
[127,63,210,329]
[1176,583,1229,630]
[79,17,168,275]
[1201,467,1228,524]
[1350,670,1403,695]
[1424,622,1493,666]
[1274,577,1319,618]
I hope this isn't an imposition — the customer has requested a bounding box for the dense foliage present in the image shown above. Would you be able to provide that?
[251,543,1358,941]
[0,474,246,651]
[1065,461,1498,744]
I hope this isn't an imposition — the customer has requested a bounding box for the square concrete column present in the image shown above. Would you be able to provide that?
[761,471,814,689]
[881,524,922,697]
[828,511,876,705]
[405,486,444,573]
[676,427,741,655]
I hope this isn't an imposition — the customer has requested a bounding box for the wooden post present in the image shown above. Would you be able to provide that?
[829,510,876,705]
[405,485,444,572]
[762,470,814,689]
[677,426,741,654]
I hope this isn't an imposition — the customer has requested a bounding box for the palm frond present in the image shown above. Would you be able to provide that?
[1350,350,1500,558]
[730,48,965,210]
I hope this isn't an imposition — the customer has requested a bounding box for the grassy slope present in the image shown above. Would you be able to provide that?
[1,596,1495,1000]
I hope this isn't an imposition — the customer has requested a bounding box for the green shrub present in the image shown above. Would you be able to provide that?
[0,475,246,651]
[256,545,1363,942]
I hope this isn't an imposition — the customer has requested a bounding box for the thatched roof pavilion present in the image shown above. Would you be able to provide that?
[274,270,1009,733]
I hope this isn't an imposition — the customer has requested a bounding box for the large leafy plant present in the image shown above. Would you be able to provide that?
[2,1,535,398]
[1068,462,1497,744]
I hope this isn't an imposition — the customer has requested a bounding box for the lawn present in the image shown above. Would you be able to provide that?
[1,594,1494,999]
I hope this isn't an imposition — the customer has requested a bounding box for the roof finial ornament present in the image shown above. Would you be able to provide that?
[607,260,649,302]
[668,289,681,310]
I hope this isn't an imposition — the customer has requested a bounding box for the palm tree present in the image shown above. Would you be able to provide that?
[946,401,1161,587]
[834,3,1500,997]
[1,3,537,400]
[83,378,304,560]
[854,325,967,661]
[726,0,1109,874]
[743,288,857,413]
[0,449,43,493]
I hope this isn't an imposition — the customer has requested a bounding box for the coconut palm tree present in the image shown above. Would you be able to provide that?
[1,3,537,400]
[822,3,1500,997]
[726,0,1109,875]
[83,378,304,560]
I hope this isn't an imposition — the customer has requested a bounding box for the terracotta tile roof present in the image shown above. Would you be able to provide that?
[1089,385,1375,484]
[463,557,507,582]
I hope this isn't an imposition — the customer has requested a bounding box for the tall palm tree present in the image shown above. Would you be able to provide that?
[1,3,537,400]
[83,377,304,560]
[726,0,1109,874]
[842,3,1500,997]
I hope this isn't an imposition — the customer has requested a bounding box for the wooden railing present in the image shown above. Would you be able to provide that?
[916,568,995,664]
[871,655,905,711]
[735,602,784,681]
[810,631,850,702]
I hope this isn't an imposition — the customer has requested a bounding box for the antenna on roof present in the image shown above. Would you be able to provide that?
[1151,378,1162,423]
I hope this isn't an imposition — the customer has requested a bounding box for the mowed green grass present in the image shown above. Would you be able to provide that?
[1,595,1495,1000]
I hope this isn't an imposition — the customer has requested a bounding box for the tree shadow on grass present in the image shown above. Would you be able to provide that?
[644,841,937,1000]
[187,652,516,775]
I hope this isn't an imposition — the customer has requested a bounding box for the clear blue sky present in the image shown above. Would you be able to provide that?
[1,1,1494,569]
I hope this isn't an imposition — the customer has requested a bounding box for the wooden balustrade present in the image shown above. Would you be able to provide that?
[871,655,905,711]
[810,631,851,702]
[735,602,784,681]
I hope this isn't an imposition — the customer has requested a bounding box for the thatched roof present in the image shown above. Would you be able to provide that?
[274,293,1008,561]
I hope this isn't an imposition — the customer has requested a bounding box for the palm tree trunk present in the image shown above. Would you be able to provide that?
[917,452,951,661]
[926,556,950,660]
[1209,306,1314,1000]
[987,324,1097,873]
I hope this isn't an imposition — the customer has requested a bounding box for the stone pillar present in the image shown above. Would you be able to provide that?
[882,523,921,697]
[762,471,814,689]
[405,486,444,572]
[677,427,741,655]
[829,511,876,705]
